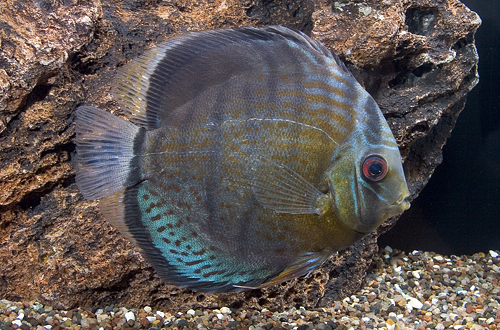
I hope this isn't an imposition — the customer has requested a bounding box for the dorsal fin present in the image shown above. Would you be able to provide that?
[113,26,344,129]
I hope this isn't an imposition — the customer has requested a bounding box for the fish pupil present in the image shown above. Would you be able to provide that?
[369,163,383,175]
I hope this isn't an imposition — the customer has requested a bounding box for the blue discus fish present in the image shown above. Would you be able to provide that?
[75,26,410,293]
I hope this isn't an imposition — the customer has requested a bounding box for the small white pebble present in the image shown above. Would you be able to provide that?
[435,323,445,330]
[434,255,444,261]
[156,311,165,318]
[220,306,231,314]
[407,297,423,309]
[412,270,421,279]
[384,246,393,253]
[95,309,104,315]
[11,320,22,327]
[489,250,499,258]
[97,314,108,323]
[125,311,135,322]
[143,306,152,313]
[146,316,156,323]
[187,309,196,316]
[216,313,224,320]
[44,325,52,330]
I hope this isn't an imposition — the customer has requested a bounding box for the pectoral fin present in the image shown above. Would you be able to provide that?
[251,159,326,215]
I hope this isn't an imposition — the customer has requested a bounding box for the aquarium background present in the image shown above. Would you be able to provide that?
[379,0,500,255]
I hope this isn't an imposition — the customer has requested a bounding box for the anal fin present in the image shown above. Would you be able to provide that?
[260,250,331,287]
[98,189,137,244]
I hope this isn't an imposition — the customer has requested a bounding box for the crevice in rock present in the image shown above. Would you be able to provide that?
[451,32,474,52]
[18,172,75,216]
[388,62,438,89]
[40,140,76,163]
[69,49,104,75]
[405,6,440,36]
[93,269,144,292]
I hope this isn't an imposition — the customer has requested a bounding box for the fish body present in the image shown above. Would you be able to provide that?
[75,26,410,292]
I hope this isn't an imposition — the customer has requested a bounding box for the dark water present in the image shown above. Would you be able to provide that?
[379,0,500,255]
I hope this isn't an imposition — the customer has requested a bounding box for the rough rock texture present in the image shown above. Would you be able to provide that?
[0,0,479,310]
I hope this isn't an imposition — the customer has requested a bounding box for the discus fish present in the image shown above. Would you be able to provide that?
[75,26,410,293]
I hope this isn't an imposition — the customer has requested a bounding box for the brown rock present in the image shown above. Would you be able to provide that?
[466,304,474,314]
[0,0,479,311]
[140,317,150,328]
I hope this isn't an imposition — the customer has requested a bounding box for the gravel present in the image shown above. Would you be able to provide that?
[1,247,499,329]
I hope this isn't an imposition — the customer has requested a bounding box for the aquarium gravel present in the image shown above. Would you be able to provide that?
[1,247,499,330]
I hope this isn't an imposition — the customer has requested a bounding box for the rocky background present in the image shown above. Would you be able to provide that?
[0,0,480,311]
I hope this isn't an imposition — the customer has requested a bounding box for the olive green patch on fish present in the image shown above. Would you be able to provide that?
[75,25,410,293]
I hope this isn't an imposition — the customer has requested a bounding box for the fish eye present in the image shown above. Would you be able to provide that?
[362,156,388,182]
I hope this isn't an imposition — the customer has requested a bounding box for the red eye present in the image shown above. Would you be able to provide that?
[362,156,388,181]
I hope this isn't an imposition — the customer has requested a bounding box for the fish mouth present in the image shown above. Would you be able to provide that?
[398,199,411,211]
[395,185,411,211]
[387,193,411,217]
[395,193,410,210]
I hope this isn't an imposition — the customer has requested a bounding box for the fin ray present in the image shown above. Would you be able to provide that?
[251,159,325,214]
[113,26,340,129]
[261,250,331,287]
[75,106,143,200]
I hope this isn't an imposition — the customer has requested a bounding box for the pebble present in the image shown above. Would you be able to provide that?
[220,306,232,314]
[0,248,498,329]
[124,311,135,322]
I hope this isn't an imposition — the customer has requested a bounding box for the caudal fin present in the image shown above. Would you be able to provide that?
[75,106,143,200]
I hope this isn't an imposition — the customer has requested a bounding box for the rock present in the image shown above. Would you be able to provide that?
[0,0,479,311]
[177,319,189,327]
[124,311,135,322]
[139,317,150,327]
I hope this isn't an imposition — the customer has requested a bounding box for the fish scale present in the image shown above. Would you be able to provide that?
[75,25,410,292]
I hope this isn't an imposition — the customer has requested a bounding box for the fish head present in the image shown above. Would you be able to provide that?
[326,132,410,234]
